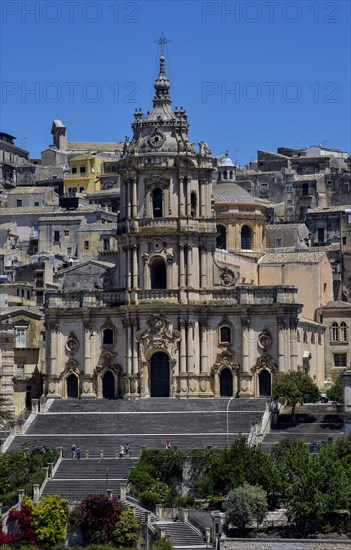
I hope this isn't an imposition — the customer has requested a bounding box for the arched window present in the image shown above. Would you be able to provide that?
[340,322,347,342]
[216,225,227,250]
[318,334,322,345]
[241,225,252,250]
[331,322,339,342]
[220,326,231,344]
[223,170,227,180]
[102,328,114,345]
[296,330,300,342]
[230,170,233,180]
[151,258,167,289]
[190,192,197,218]
[303,331,308,343]
[311,333,315,344]
[152,188,163,218]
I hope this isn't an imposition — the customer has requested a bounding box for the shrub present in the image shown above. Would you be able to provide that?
[112,507,141,547]
[69,493,121,545]
[151,538,173,550]
[223,484,268,529]
[32,494,68,547]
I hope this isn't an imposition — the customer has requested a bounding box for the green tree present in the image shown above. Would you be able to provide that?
[272,370,320,421]
[223,484,268,530]
[112,506,141,547]
[326,377,343,405]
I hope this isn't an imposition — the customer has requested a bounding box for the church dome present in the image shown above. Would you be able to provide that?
[220,151,234,167]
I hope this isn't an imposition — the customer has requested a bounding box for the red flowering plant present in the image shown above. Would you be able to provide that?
[4,496,37,546]
[69,493,121,544]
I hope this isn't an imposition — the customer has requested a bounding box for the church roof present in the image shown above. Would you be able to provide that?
[319,300,351,309]
[212,183,257,204]
[259,251,327,264]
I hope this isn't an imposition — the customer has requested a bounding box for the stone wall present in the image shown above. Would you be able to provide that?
[221,538,350,550]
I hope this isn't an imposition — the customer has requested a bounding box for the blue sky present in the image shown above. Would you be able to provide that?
[1,0,350,164]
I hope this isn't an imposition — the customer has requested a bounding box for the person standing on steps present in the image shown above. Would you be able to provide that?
[72,443,76,458]
[76,446,81,460]
[119,445,125,459]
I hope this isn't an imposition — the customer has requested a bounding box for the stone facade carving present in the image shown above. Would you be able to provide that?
[136,316,181,361]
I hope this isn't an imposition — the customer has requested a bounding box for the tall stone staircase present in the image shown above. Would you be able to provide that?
[261,403,344,453]
[155,520,207,548]
[4,397,267,548]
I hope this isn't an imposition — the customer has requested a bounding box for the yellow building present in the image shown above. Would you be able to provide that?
[64,155,111,195]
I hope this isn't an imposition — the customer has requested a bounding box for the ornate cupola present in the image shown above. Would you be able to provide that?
[218,150,235,182]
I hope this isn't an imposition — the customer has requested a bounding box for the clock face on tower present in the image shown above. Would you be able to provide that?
[66,336,79,353]
[151,238,164,252]
[148,130,165,149]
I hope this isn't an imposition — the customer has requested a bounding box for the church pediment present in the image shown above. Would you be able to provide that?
[60,261,114,291]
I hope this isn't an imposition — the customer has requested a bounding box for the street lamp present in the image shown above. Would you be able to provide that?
[226,396,234,445]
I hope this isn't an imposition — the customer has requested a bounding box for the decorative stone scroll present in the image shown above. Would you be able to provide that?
[136,315,181,361]
[251,355,277,374]
[212,350,240,374]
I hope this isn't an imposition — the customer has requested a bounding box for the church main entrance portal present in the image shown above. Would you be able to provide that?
[259,370,271,396]
[150,352,170,397]
[103,371,115,399]
[220,368,233,396]
[67,374,78,398]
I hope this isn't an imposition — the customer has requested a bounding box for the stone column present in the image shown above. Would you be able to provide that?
[200,246,207,288]
[241,319,250,374]
[200,320,208,373]
[186,320,194,372]
[127,179,132,219]
[186,177,191,216]
[126,247,132,288]
[179,244,185,288]
[83,321,92,375]
[127,323,133,375]
[240,317,253,396]
[132,323,139,376]
[132,177,138,218]
[186,244,193,287]
[132,245,138,289]
[278,319,286,373]
[48,321,58,376]
[200,178,206,217]
[142,253,149,289]
[179,318,187,373]
[193,321,200,375]
[179,176,185,217]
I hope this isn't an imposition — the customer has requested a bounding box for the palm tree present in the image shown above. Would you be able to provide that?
[0,393,14,427]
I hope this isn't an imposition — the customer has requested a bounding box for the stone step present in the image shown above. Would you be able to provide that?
[7,434,242,456]
[48,397,267,414]
[25,411,258,436]
[42,479,122,502]
[54,458,134,478]
[157,521,205,546]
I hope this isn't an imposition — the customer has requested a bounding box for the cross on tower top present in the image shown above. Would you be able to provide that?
[154,32,171,56]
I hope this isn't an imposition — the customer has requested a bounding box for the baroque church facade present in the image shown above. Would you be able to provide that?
[43,56,321,400]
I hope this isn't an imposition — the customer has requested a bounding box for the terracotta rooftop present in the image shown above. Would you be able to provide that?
[259,251,327,264]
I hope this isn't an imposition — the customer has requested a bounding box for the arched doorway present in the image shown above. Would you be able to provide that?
[150,352,170,397]
[67,374,78,398]
[151,258,167,289]
[259,370,271,396]
[103,371,115,399]
[220,368,233,396]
